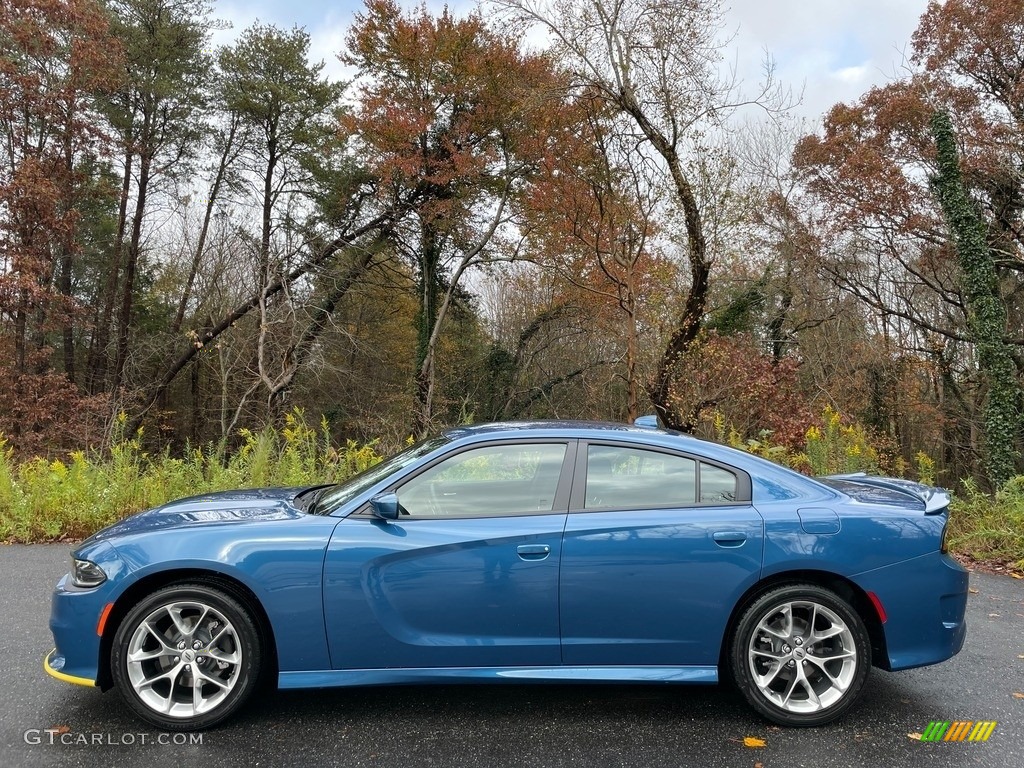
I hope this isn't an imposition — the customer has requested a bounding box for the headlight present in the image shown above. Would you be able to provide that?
[70,557,107,588]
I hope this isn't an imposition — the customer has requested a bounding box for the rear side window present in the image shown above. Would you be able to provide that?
[701,463,738,503]
[585,445,740,509]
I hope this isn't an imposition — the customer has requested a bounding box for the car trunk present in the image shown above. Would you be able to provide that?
[816,473,950,514]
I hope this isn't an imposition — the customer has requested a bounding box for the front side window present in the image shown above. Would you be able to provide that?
[317,435,450,513]
[397,443,567,518]
[585,445,740,509]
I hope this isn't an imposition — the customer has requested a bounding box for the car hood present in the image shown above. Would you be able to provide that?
[82,487,310,544]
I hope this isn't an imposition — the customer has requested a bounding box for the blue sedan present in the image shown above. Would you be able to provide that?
[45,421,968,730]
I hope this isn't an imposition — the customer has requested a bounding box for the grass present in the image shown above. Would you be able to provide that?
[0,409,383,543]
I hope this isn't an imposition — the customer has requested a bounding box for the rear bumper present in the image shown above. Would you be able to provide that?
[853,552,968,670]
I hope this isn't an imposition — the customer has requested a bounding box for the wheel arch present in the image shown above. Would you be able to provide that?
[96,568,279,691]
[718,569,889,675]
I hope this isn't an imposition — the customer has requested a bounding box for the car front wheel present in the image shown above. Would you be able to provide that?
[111,583,262,730]
[730,584,871,726]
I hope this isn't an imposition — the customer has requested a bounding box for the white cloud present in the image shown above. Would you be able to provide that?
[307,10,353,83]
[834,64,869,85]
[723,0,927,120]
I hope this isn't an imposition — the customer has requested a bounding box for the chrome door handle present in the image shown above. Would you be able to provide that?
[516,544,551,560]
[712,531,747,547]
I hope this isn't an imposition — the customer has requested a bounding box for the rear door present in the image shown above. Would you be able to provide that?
[323,440,574,669]
[559,441,764,666]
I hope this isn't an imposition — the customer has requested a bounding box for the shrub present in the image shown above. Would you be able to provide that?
[709,405,904,477]
[0,408,382,543]
[948,477,1024,570]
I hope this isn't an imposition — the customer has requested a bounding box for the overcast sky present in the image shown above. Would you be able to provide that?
[212,0,929,123]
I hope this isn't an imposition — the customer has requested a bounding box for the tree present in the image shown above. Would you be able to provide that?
[216,23,347,419]
[0,0,122,452]
[474,266,622,421]
[520,93,673,421]
[87,0,214,395]
[343,0,569,434]
[793,0,1024,484]
[496,0,789,430]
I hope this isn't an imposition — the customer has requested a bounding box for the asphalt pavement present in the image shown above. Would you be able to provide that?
[1,543,1021,768]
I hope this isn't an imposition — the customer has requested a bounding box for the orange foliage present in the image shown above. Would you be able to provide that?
[675,333,814,450]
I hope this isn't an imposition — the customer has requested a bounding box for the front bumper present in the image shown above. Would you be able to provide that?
[854,551,969,670]
[43,649,95,687]
[46,541,125,687]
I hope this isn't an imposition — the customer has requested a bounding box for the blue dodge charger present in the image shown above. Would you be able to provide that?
[46,421,968,730]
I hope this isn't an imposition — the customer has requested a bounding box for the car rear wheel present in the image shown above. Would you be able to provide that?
[111,583,262,730]
[730,584,871,726]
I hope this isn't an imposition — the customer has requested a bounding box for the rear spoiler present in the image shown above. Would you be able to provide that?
[823,473,950,514]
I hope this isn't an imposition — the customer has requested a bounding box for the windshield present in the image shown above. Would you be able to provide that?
[315,435,449,514]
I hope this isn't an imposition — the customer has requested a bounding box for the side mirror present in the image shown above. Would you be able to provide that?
[369,492,400,521]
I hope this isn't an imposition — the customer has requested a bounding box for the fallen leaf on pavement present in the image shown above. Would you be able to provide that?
[1012,573,1022,579]
[1013,692,1024,699]
[907,732,923,740]
[743,737,766,748]
[969,587,979,593]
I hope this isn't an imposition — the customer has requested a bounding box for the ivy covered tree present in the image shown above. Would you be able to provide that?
[930,110,1020,487]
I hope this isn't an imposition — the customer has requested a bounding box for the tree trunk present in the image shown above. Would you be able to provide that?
[87,148,132,393]
[172,118,238,334]
[413,220,441,435]
[614,101,709,431]
[112,145,153,393]
[58,118,76,384]
[58,253,75,383]
[625,295,638,423]
[260,135,278,278]
[14,290,28,374]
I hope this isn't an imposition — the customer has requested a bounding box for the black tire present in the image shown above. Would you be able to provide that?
[730,584,871,726]
[111,583,263,730]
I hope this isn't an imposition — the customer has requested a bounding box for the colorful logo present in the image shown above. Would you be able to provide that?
[921,721,997,742]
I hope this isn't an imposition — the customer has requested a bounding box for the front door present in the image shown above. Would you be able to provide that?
[323,440,574,669]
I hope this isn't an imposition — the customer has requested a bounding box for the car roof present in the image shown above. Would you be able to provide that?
[441,419,728,455]
[443,419,664,438]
